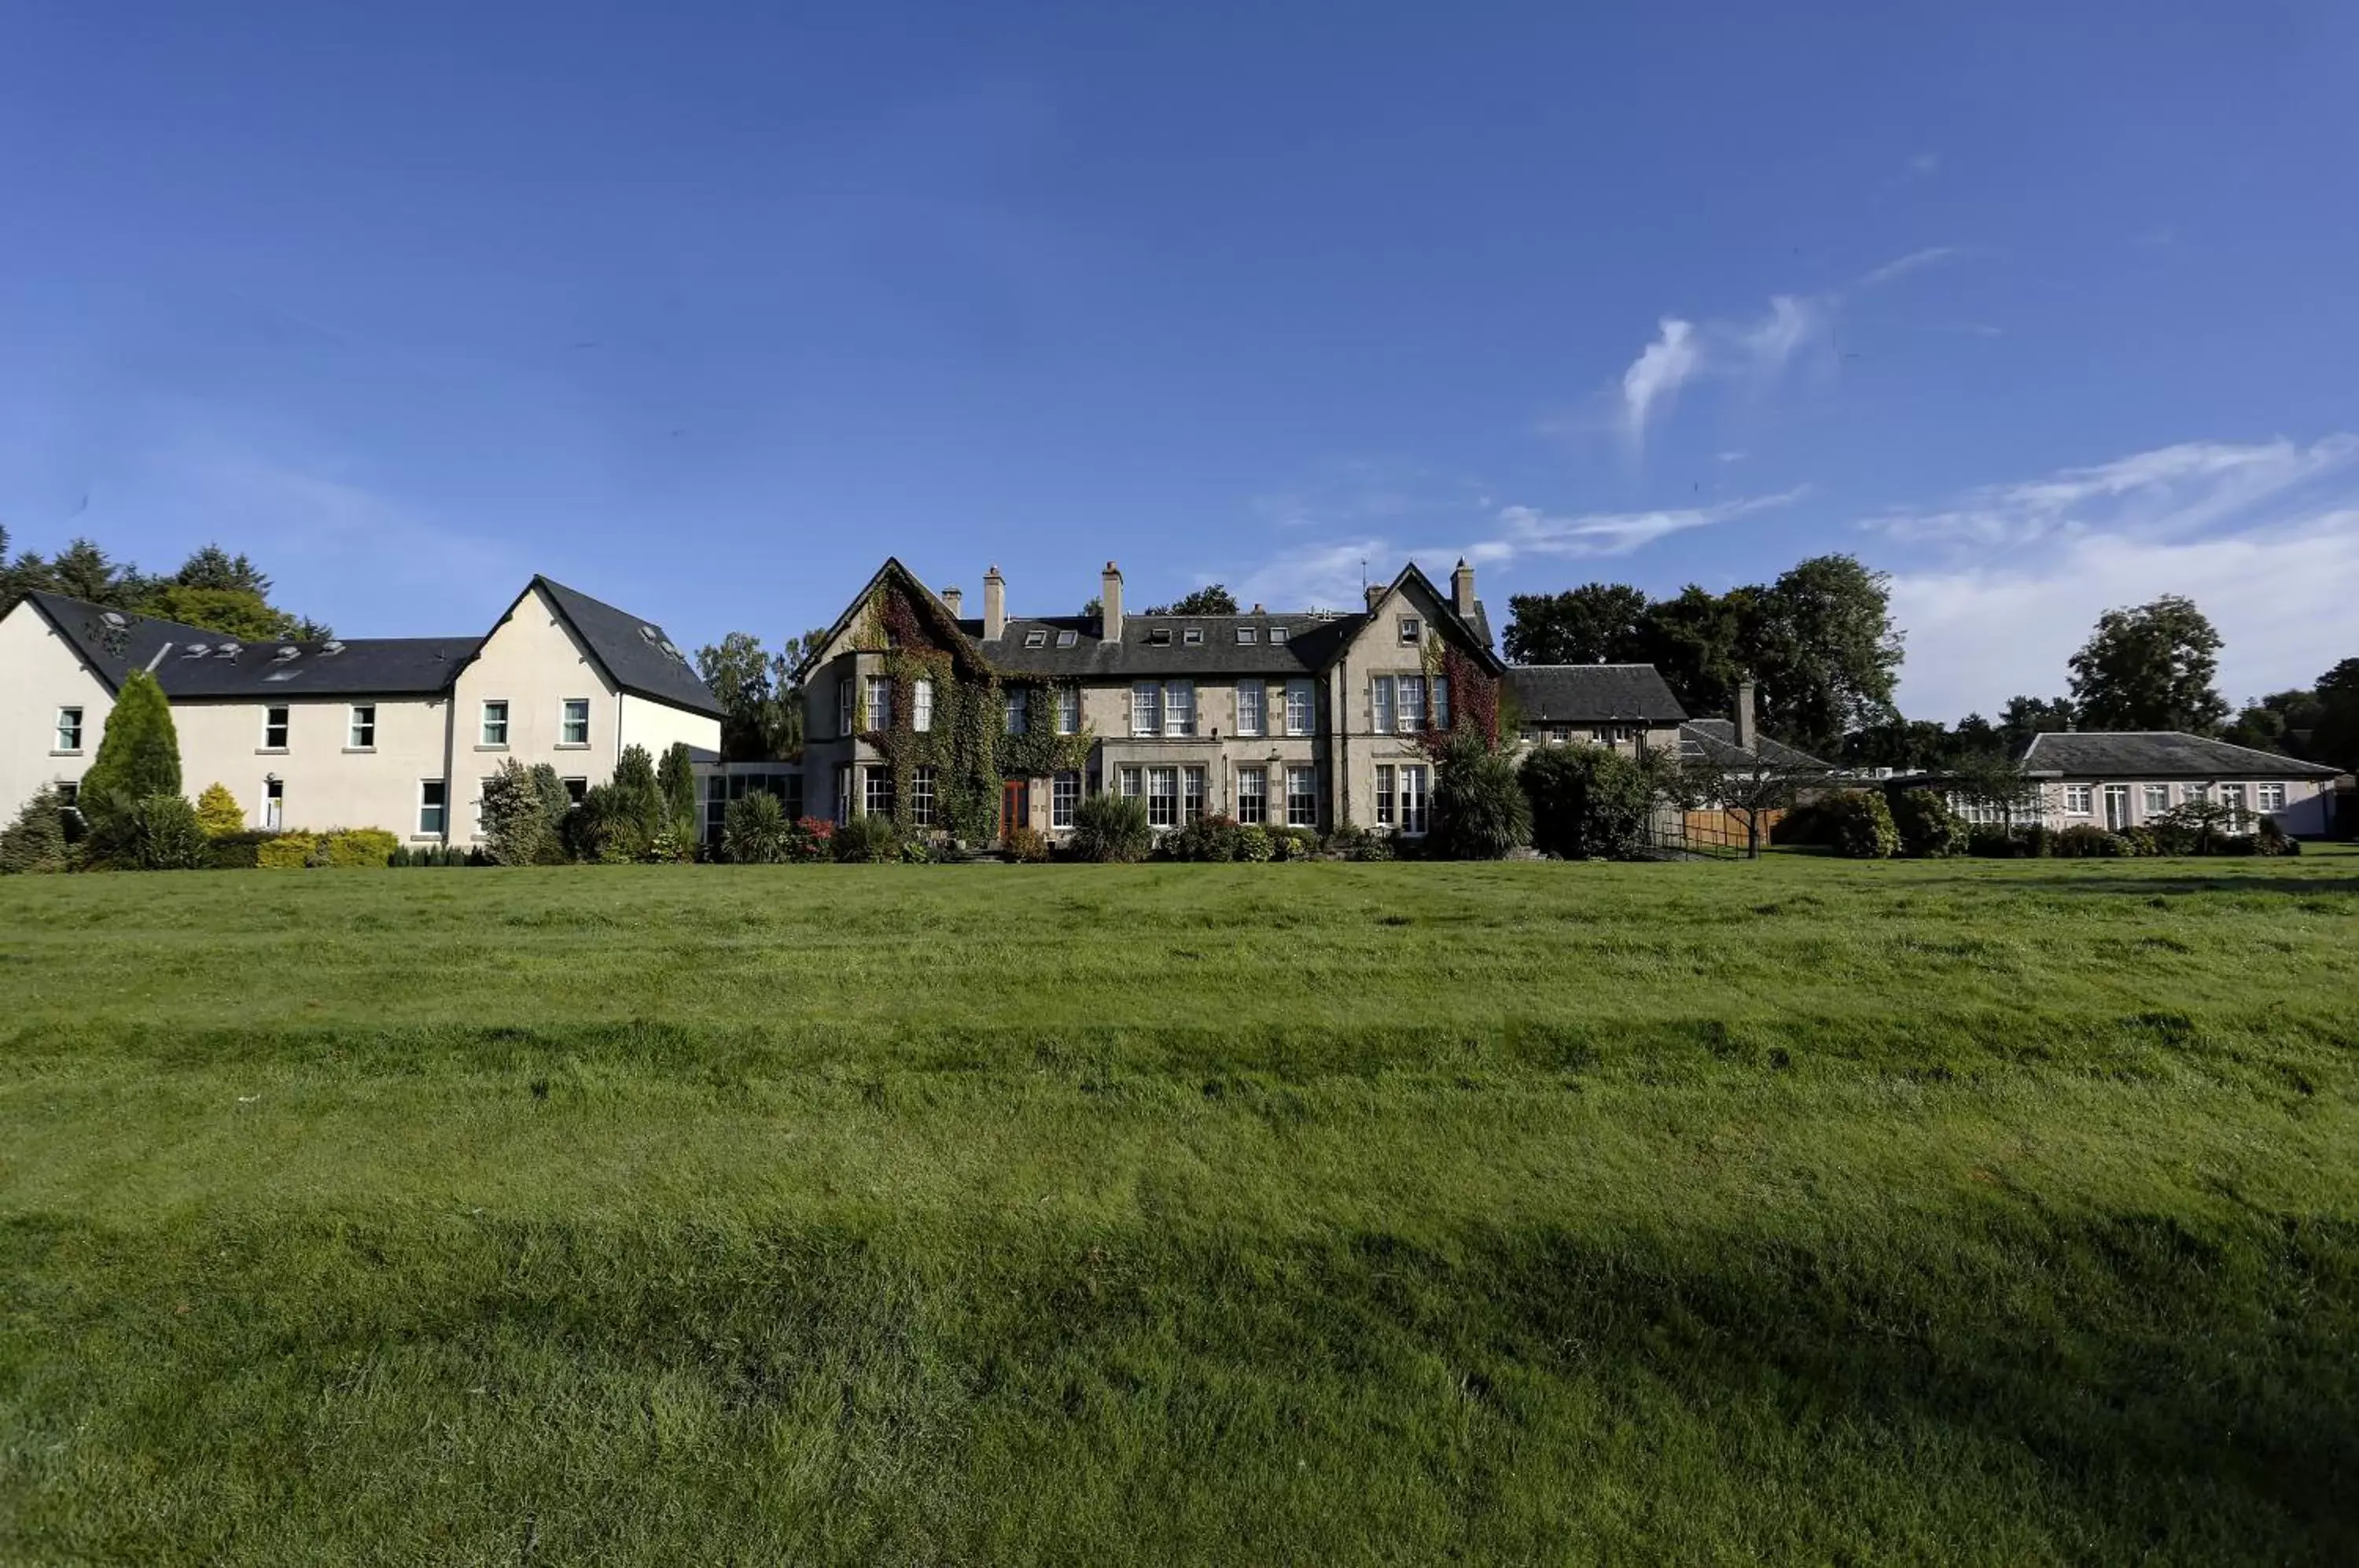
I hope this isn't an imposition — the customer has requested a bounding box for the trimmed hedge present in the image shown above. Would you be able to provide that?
[1820,790,1898,859]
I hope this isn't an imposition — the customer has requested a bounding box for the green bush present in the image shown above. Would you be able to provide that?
[1964,824,2019,859]
[391,843,474,868]
[195,782,246,837]
[1003,825,1051,863]
[1889,789,1969,859]
[1430,735,1530,859]
[832,814,900,863]
[1161,814,1240,863]
[2051,824,2125,859]
[657,742,699,847]
[322,828,399,868]
[1069,793,1152,863]
[1267,826,1321,861]
[103,793,211,870]
[1522,743,1659,860]
[722,792,791,864]
[206,830,278,870]
[1332,824,1396,862]
[256,834,315,870]
[2119,826,2162,857]
[1819,790,1897,859]
[898,838,933,864]
[0,787,72,874]
[78,670,181,830]
[2256,817,2300,856]
[1768,801,1832,847]
[1233,823,1273,863]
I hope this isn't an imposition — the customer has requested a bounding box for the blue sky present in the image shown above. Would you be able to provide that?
[3,2,2356,719]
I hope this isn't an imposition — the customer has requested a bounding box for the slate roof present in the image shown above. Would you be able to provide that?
[24,591,483,698]
[2022,731,2342,778]
[528,576,723,717]
[1678,719,1834,772]
[23,579,724,717]
[1505,664,1688,723]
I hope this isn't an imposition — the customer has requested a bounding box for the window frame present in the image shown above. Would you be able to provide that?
[263,778,286,832]
[53,705,84,753]
[1285,765,1318,828]
[863,765,896,819]
[910,765,937,827]
[1235,682,1264,737]
[1118,765,1143,800]
[559,698,591,747]
[913,678,935,734]
[1372,676,1395,735]
[1055,684,1080,736]
[261,705,289,751]
[417,778,448,838]
[837,678,854,739]
[1398,615,1422,645]
[2258,782,2287,812]
[1400,764,1430,835]
[1284,679,1314,737]
[1182,765,1206,824]
[2062,784,2092,815]
[1237,766,1268,825]
[1375,764,1396,827]
[347,703,377,751]
[1146,766,1180,829]
[480,699,510,748]
[1433,676,1449,732]
[1397,675,1425,733]
[865,674,893,731]
[1236,627,1257,646]
[1162,680,1195,738]
[1269,625,1289,645]
[2141,783,2171,815]
[1130,683,1161,737]
[1051,770,1080,829]
[1004,685,1029,734]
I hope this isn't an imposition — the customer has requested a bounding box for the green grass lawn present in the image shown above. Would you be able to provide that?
[4,852,2357,1566]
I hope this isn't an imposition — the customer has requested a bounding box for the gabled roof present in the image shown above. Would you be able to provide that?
[2022,730,2343,779]
[1505,664,1688,723]
[1679,719,1833,772]
[524,576,723,717]
[20,591,481,698]
[791,557,993,683]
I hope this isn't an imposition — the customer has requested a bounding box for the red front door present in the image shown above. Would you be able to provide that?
[1002,780,1029,841]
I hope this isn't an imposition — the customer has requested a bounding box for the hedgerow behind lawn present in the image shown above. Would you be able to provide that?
[3,853,2356,1564]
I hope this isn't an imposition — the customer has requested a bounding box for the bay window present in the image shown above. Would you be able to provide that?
[1433,676,1449,731]
[1147,767,1180,828]
[865,675,892,731]
[1237,767,1268,825]
[837,679,854,738]
[1286,766,1318,828]
[1372,677,1395,734]
[1183,766,1206,823]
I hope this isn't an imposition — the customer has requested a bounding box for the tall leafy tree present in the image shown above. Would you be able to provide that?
[1999,695,2077,756]
[1502,583,1651,665]
[2067,595,2228,733]
[696,628,824,762]
[1143,584,1240,616]
[2221,688,2324,756]
[657,742,698,843]
[1750,555,1903,756]
[2308,657,2359,775]
[1631,585,1750,720]
[79,670,182,819]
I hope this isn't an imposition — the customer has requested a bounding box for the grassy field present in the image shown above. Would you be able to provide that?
[3,851,2357,1566]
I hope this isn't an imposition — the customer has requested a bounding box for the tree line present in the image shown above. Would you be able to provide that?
[1506,562,2357,776]
[0,526,329,643]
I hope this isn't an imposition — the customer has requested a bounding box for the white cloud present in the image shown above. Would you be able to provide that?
[1856,245,1960,289]
[1235,536,1391,613]
[1482,487,1807,561]
[1620,318,1701,446]
[1743,295,1821,374]
[1874,434,2359,717]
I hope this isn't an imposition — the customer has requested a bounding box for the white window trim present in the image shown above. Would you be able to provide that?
[558,697,592,749]
[53,705,84,754]
[1054,684,1079,736]
[259,705,290,753]
[1130,683,1161,738]
[1237,766,1268,826]
[1163,680,1195,738]
[1400,764,1430,835]
[346,704,377,753]
[1285,679,1314,737]
[416,778,449,840]
[479,699,510,750]
[2062,785,2092,815]
[1235,682,1264,737]
[1285,765,1318,828]
[913,677,935,734]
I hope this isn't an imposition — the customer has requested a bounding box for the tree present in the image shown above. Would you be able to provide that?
[168,545,272,595]
[481,759,569,866]
[1080,594,1103,619]
[1668,743,1824,859]
[0,786,72,874]
[2309,657,2359,775]
[1632,585,1750,721]
[1750,555,1903,756]
[1503,583,1650,666]
[697,628,823,763]
[1520,743,1662,859]
[2067,595,2228,733]
[1143,585,1239,616]
[195,782,246,837]
[1998,695,2077,756]
[79,671,182,822]
[657,742,699,847]
[2222,689,2324,756]
[138,585,311,643]
[46,539,146,608]
[1430,734,1531,859]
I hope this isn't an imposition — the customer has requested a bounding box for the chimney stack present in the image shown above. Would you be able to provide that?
[1734,679,1757,753]
[982,566,1006,642]
[942,585,963,618]
[1101,561,1124,642]
[1452,558,1476,619]
[1364,583,1385,611]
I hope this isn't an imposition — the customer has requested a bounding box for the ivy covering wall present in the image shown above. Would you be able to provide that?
[1421,634,1503,752]
[852,585,1093,841]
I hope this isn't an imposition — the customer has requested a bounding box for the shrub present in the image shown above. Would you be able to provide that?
[0,787,72,874]
[1768,801,1833,847]
[78,670,181,828]
[2119,826,2162,857]
[1162,814,1240,863]
[1965,824,2018,859]
[657,742,699,846]
[833,814,900,863]
[1888,789,1968,859]
[1430,734,1530,859]
[1070,792,1152,863]
[789,816,836,863]
[2256,817,2300,856]
[2151,800,2239,857]
[103,793,211,870]
[392,843,474,868]
[195,782,246,837]
[1819,790,1897,859]
[207,830,278,870]
[899,838,933,864]
[482,760,572,865]
[322,828,399,867]
[723,792,791,863]
[1233,823,1274,863]
[1268,826,1320,861]
[1003,825,1051,863]
[1522,743,1659,860]
[2050,824,2124,859]
[256,834,315,869]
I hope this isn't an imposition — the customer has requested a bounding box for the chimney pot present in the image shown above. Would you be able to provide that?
[1101,561,1125,642]
[982,566,1007,642]
[1451,558,1476,620]
[942,586,964,617]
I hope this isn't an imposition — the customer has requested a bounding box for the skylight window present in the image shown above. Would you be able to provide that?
[1183,627,1203,645]
[1149,627,1172,646]
[1025,628,1047,648]
[1268,626,1290,644]
[1236,628,1257,645]
[1056,629,1078,648]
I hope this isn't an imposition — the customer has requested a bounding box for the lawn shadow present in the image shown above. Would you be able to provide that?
[1931,874,2359,898]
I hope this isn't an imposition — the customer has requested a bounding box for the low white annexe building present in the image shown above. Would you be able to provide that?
[1963,731,2342,836]
[2,578,722,845]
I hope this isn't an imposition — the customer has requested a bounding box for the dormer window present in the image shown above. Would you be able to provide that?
[1236,628,1257,645]
[1183,627,1204,646]
[1398,616,1422,644]
[1149,627,1172,646]
[1269,626,1290,645]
